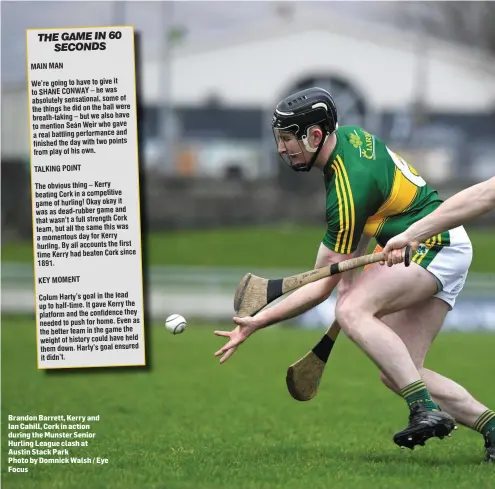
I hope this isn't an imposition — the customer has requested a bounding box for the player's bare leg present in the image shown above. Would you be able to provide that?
[378,297,495,461]
[335,262,456,449]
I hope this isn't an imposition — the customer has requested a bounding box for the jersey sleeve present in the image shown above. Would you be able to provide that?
[322,156,382,254]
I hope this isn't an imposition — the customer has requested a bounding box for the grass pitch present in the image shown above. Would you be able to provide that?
[3,225,495,272]
[2,316,494,489]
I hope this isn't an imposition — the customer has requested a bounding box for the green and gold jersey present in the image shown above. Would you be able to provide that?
[322,126,449,260]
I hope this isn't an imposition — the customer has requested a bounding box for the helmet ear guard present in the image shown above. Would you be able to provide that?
[298,129,329,172]
[301,125,329,153]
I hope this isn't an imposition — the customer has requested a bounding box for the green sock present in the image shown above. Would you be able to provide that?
[473,410,495,443]
[399,380,439,412]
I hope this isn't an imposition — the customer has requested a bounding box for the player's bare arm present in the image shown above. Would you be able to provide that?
[251,243,349,327]
[214,243,352,363]
[383,177,495,266]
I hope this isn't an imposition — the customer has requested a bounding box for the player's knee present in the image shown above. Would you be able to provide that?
[334,298,353,327]
[335,299,366,342]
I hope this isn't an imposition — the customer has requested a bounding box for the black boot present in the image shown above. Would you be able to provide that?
[484,428,495,462]
[393,402,457,450]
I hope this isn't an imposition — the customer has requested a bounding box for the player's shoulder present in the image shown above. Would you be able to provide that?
[336,125,383,161]
[330,126,385,178]
[336,125,374,139]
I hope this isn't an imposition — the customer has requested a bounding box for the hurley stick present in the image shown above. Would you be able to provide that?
[234,246,412,317]
[285,320,341,401]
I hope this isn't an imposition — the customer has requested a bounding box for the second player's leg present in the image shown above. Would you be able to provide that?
[335,260,457,448]
[378,297,492,428]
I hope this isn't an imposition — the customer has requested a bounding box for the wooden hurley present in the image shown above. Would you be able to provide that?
[233,246,412,318]
[286,321,341,401]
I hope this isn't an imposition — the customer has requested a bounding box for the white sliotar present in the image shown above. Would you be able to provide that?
[165,314,187,334]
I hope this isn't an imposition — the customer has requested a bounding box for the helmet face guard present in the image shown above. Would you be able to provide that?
[271,89,338,173]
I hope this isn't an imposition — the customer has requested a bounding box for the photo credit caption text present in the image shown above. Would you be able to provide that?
[7,414,106,474]
[26,26,145,369]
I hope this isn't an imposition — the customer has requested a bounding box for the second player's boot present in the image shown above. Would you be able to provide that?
[473,410,495,463]
[393,402,457,450]
[484,429,495,462]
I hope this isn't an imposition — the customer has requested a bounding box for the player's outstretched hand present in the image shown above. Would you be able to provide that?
[214,316,258,364]
[382,233,419,267]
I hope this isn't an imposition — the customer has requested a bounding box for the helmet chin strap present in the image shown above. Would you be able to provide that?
[289,134,329,172]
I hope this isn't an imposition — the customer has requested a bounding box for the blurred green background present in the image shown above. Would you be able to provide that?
[3,225,495,270]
